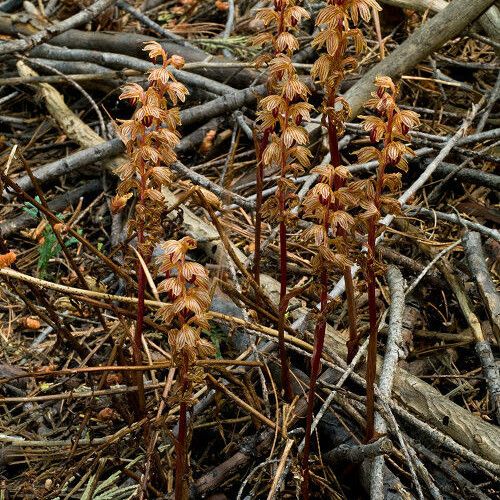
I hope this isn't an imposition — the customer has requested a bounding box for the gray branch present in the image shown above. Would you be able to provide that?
[0,0,117,55]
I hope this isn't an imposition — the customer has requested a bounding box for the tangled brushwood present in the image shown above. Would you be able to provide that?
[8,0,500,499]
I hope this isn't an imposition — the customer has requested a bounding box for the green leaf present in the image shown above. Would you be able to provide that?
[22,195,42,218]
[206,324,227,359]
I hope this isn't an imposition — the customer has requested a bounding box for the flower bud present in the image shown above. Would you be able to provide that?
[170,55,185,69]
[111,193,132,214]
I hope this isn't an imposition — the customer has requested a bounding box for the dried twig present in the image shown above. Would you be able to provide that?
[116,0,196,49]
[404,205,500,242]
[0,180,102,237]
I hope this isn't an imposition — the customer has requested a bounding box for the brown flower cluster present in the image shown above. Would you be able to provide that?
[254,0,313,226]
[113,41,188,258]
[355,76,420,226]
[302,0,382,275]
[311,0,379,136]
[301,164,357,272]
[156,236,215,364]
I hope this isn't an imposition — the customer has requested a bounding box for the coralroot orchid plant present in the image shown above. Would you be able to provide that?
[253,0,311,287]
[253,0,313,402]
[114,41,187,416]
[114,41,216,498]
[311,0,381,362]
[156,236,215,499]
[300,0,379,493]
[356,76,419,441]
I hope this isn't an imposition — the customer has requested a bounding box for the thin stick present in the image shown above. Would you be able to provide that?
[370,266,405,499]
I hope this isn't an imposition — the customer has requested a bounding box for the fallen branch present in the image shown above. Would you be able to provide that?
[324,437,393,465]
[380,0,500,55]
[29,44,239,96]
[0,0,117,55]
[463,232,500,345]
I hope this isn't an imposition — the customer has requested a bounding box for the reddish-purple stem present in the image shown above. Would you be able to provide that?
[302,267,328,499]
[175,358,189,499]
[302,107,340,498]
[133,162,147,419]
[277,102,293,402]
[365,109,394,442]
[278,217,293,402]
[344,269,359,363]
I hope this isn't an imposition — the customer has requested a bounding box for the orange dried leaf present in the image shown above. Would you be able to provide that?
[0,250,16,269]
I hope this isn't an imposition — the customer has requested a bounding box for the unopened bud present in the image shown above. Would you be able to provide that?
[111,193,132,214]
[170,55,185,69]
